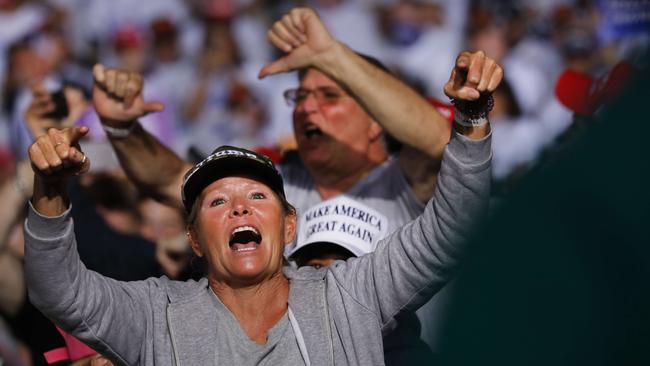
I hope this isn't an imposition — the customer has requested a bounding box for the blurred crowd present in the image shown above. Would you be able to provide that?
[0,0,648,365]
[0,0,648,174]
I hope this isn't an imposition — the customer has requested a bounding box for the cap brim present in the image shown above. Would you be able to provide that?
[288,240,364,260]
[183,156,285,214]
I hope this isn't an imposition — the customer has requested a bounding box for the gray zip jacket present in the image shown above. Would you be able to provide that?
[24,130,491,366]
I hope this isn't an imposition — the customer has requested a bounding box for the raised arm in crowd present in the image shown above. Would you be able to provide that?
[91,8,499,207]
[24,34,498,363]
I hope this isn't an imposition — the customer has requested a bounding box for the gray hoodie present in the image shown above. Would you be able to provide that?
[24,130,491,366]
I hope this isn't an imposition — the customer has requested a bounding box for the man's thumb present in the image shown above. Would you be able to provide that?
[143,101,165,113]
[258,59,289,79]
[92,64,105,84]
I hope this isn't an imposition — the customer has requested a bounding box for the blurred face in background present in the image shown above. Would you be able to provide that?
[200,22,239,74]
[292,69,384,172]
[8,44,48,87]
[113,27,147,73]
[139,199,186,242]
[468,24,508,63]
[152,18,179,63]
[31,31,68,74]
[139,199,189,279]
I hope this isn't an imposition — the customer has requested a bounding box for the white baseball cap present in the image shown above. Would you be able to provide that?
[286,196,389,259]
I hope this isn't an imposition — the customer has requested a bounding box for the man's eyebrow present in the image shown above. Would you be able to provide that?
[315,86,346,93]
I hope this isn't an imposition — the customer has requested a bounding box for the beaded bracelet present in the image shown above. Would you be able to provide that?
[449,93,494,127]
[450,93,494,118]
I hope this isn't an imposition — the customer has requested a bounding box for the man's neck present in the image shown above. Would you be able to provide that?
[308,155,386,200]
[210,274,290,344]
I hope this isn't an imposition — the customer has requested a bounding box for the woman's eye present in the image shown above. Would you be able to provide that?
[251,192,266,200]
[210,198,225,207]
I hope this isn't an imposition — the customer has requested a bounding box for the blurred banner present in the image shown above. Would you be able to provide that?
[598,0,650,40]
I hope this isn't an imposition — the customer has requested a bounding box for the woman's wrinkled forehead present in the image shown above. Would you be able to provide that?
[199,175,274,198]
[187,175,294,225]
[187,176,273,223]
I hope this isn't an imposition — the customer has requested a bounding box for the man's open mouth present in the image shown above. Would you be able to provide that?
[304,125,323,139]
[229,226,262,252]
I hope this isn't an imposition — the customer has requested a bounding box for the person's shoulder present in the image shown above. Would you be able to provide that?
[284,264,328,281]
[157,276,210,303]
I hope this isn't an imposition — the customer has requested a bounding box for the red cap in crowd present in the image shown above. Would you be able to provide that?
[555,62,635,116]
[113,25,144,50]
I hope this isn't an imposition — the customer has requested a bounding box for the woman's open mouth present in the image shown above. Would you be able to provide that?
[229,226,262,252]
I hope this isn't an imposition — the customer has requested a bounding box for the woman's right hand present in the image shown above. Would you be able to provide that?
[28,126,90,183]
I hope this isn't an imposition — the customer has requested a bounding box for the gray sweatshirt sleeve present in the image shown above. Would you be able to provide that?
[329,129,491,326]
[24,204,158,365]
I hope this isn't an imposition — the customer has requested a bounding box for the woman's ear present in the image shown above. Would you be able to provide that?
[187,225,204,257]
[284,212,297,245]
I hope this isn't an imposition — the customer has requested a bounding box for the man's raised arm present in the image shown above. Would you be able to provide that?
[92,64,191,207]
[258,8,455,202]
[330,49,498,324]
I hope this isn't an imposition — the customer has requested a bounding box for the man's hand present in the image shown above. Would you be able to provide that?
[444,51,503,101]
[28,127,90,182]
[259,8,337,78]
[92,64,164,126]
[25,83,88,138]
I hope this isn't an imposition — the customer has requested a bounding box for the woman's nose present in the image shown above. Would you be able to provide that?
[230,200,250,217]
